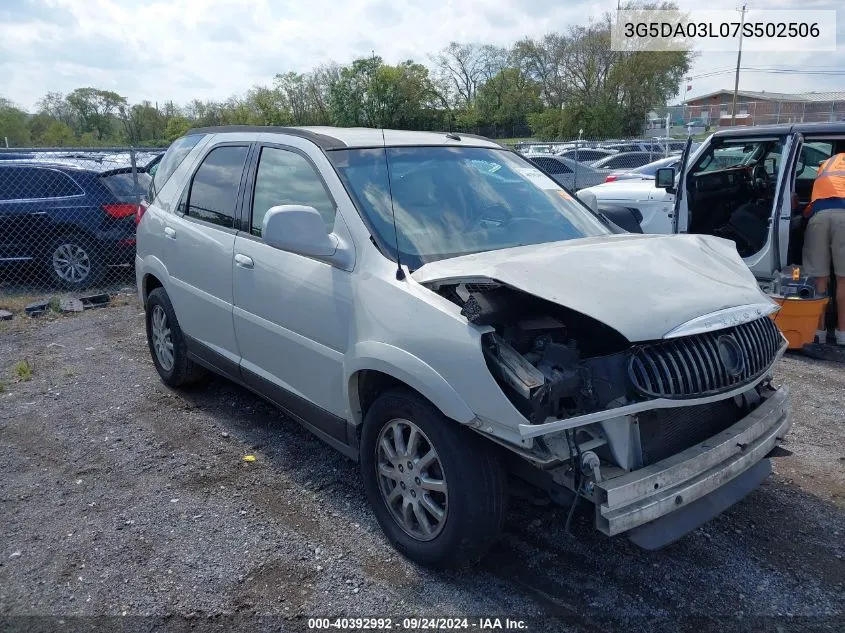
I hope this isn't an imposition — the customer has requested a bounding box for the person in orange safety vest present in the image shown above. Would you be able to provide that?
[802,152,845,345]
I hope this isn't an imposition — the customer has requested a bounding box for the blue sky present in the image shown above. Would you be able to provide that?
[0,0,842,111]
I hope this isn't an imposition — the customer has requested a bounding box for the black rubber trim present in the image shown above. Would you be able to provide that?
[187,126,347,150]
[626,457,772,550]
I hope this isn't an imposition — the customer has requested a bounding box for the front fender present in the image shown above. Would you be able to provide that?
[345,341,477,425]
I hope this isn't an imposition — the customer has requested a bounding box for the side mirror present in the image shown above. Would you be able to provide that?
[263,205,352,269]
[655,167,676,189]
[576,190,599,213]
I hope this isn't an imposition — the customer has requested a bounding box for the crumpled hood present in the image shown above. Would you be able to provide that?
[411,233,777,342]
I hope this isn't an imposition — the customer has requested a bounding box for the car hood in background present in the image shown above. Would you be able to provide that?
[412,233,776,342]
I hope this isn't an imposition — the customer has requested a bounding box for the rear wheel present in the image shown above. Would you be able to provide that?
[145,287,207,387]
[360,388,507,568]
[47,235,103,289]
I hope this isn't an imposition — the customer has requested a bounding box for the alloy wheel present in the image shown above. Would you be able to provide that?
[375,418,449,541]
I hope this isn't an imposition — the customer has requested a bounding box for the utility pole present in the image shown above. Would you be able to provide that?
[730,3,747,127]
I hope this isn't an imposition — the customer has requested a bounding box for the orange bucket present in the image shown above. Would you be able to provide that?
[770,296,829,349]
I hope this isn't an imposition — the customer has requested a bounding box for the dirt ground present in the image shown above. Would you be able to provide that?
[1,296,843,633]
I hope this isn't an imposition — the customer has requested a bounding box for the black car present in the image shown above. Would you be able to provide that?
[0,152,160,288]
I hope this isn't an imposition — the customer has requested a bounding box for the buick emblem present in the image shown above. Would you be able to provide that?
[717,335,745,378]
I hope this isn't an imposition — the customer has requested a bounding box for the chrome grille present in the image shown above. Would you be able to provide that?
[629,316,784,399]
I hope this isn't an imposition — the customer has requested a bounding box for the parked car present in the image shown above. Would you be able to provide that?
[526,155,609,190]
[555,148,617,163]
[589,151,661,171]
[0,153,157,288]
[579,122,844,283]
[604,155,681,183]
[137,126,792,568]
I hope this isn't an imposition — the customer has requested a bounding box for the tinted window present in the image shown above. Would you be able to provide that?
[533,157,571,174]
[251,147,336,236]
[603,154,651,169]
[186,145,249,228]
[149,134,204,200]
[101,172,153,201]
[0,166,83,201]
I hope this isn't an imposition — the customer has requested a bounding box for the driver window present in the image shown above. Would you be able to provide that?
[251,147,337,237]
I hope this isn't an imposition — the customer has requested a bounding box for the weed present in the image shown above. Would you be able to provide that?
[63,367,77,378]
[14,360,33,381]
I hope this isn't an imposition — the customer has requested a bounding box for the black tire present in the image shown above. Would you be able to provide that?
[45,234,103,290]
[145,287,207,387]
[360,388,507,569]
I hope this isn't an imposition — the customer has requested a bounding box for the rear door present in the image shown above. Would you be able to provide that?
[162,142,252,372]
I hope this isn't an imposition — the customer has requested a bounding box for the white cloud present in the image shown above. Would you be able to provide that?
[0,0,841,111]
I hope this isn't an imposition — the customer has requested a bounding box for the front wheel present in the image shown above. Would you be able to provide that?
[360,388,507,568]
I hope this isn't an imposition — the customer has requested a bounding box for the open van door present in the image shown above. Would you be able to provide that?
[746,132,803,281]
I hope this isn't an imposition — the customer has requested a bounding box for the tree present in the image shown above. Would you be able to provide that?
[0,98,31,146]
[329,56,439,128]
[119,101,165,144]
[512,34,569,109]
[164,116,191,142]
[476,68,541,129]
[36,92,75,127]
[433,42,507,110]
[40,121,75,146]
[66,88,127,139]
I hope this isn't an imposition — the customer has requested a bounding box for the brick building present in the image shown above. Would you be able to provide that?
[683,90,845,127]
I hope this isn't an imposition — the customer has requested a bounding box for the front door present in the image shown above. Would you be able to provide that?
[232,143,354,441]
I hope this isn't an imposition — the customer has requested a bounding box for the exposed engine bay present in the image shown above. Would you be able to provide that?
[425,276,783,475]
[430,278,633,425]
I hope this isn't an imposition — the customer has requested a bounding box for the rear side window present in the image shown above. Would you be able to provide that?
[149,134,204,200]
[101,172,152,201]
[0,166,83,201]
[534,158,571,174]
[185,145,249,228]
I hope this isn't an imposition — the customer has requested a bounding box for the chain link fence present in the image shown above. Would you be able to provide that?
[0,147,164,297]
[507,136,691,191]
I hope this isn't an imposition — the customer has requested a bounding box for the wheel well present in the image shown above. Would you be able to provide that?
[353,370,404,425]
[142,274,163,305]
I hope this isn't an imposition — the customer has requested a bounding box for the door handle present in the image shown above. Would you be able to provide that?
[234,253,254,269]
[164,226,176,239]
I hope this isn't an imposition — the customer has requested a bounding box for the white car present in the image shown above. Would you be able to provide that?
[136,126,791,567]
[578,123,843,283]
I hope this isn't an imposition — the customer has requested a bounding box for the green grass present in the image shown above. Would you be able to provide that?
[14,360,33,382]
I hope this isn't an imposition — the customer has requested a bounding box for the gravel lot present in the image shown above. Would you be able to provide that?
[1,296,843,633]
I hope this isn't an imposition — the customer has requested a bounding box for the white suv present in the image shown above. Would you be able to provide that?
[137,126,792,568]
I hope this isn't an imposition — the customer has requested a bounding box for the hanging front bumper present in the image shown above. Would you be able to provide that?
[594,386,791,538]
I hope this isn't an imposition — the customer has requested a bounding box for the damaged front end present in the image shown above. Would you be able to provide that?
[424,276,791,548]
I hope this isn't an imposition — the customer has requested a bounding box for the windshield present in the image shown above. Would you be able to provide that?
[327,146,611,270]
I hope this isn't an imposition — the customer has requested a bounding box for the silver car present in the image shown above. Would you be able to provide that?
[136,126,791,568]
[526,155,610,191]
